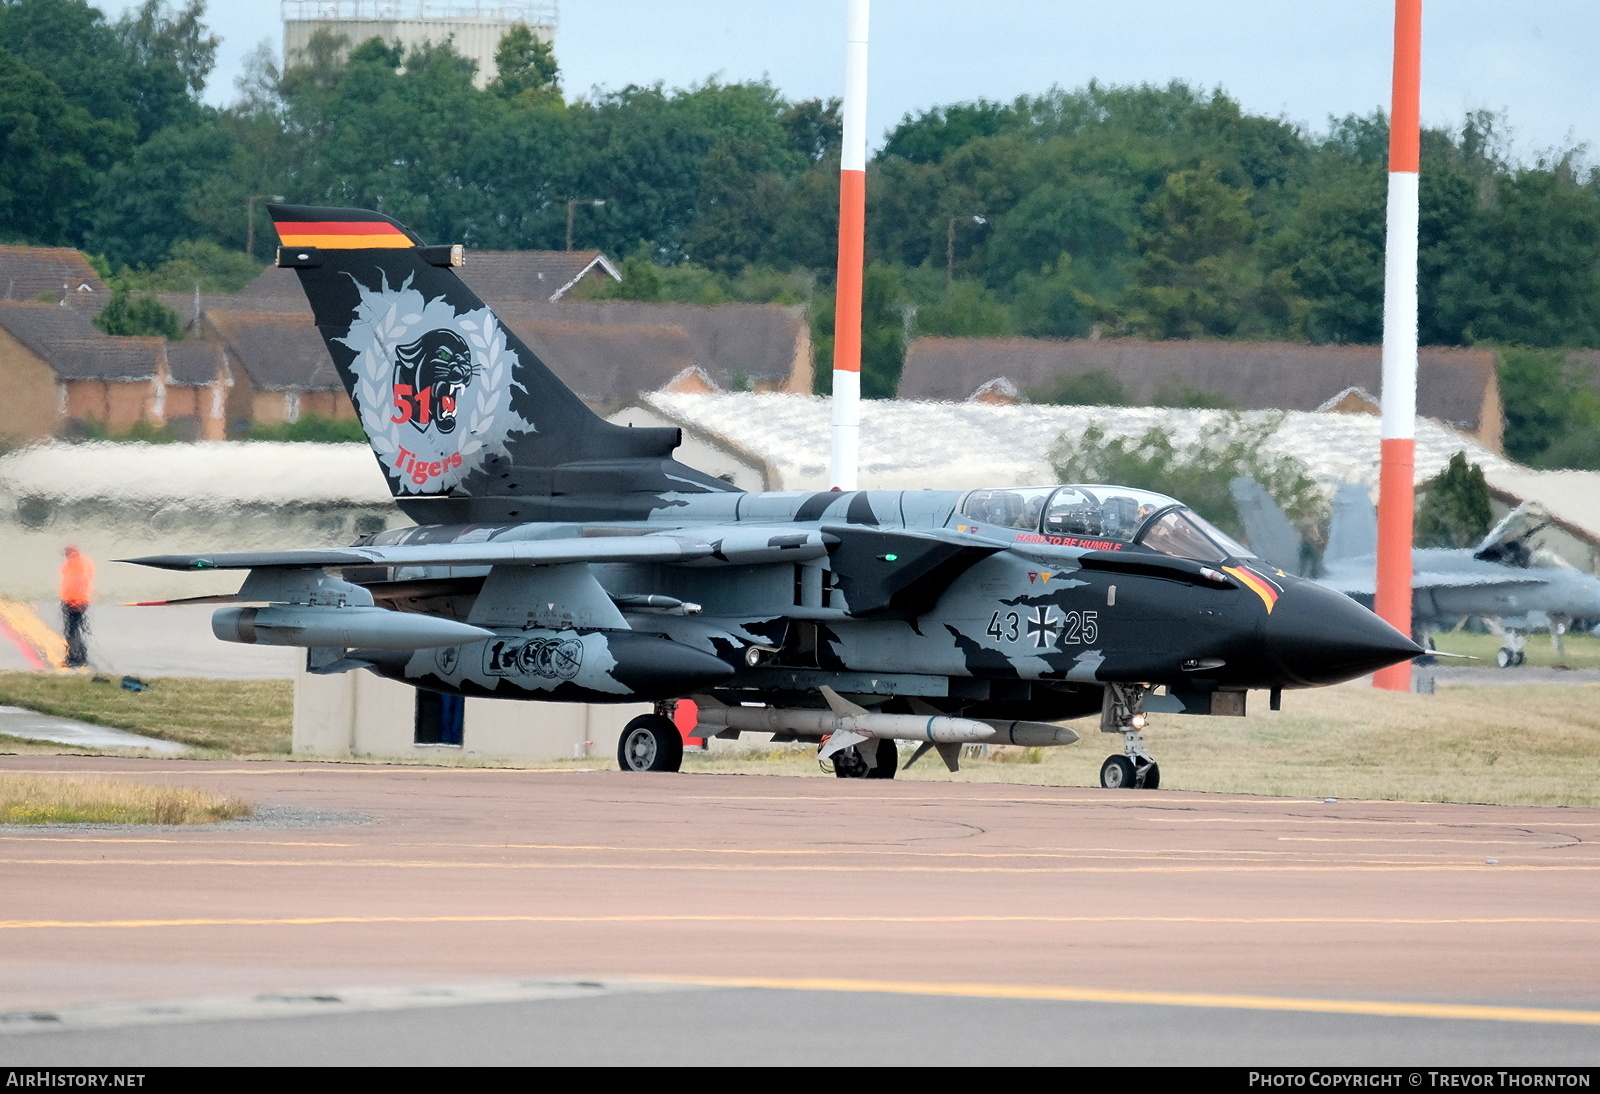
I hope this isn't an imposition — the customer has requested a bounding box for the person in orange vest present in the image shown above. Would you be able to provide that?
[60,545,93,669]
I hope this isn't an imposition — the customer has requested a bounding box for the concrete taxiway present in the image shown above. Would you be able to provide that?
[1,758,1597,1064]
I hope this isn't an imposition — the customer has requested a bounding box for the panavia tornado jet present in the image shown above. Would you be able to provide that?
[127,206,1420,787]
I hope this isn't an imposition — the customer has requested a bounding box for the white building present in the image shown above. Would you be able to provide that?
[282,1,556,89]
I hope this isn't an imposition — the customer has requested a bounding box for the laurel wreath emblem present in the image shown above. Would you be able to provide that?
[339,281,532,495]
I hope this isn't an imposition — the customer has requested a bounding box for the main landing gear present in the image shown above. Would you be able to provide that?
[616,705,684,772]
[829,737,898,780]
[1099,683,1159,790]
[1495,630,1527,669]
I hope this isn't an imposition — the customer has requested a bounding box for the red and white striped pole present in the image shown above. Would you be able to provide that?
[829,0,868,491]
[1373,0,1421,691]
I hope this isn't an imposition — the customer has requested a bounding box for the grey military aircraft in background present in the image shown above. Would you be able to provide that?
[127,206,1420,788]
[1232,478,1600,667]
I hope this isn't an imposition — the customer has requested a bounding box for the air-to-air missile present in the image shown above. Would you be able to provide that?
[126,205,1420,788]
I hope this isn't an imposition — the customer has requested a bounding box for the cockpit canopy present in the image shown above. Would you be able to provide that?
[958,484,1255,563]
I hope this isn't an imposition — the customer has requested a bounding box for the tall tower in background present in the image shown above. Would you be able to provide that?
[281,1,557,89]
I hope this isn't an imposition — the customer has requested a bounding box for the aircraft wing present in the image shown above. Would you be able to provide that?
[1318,568,1549,598]
[123,528,833,572]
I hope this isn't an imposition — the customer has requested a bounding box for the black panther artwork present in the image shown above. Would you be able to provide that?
[391,328,477,435]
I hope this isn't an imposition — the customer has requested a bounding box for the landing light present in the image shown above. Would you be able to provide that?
[1129,714,1149,730]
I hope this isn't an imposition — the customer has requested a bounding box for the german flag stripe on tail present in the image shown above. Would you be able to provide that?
[1223,565,1280,614]
[270,204,419,250]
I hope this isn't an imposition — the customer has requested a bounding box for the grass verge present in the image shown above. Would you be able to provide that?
[0,673,291,753]
[681,682,1600,807]
[0,773,250,825]
[1,673,1597,808]
[1430,629,1600,670]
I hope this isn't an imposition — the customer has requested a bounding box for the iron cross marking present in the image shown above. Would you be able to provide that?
[1028,605,1061,649]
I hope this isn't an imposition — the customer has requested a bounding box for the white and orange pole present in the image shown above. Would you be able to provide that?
[829,0,868,491]
[1373,0,1421,691]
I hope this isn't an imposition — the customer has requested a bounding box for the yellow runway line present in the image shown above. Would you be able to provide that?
[1,913,1597,931]
[648,975,1600,1028]
[0,601,66,670]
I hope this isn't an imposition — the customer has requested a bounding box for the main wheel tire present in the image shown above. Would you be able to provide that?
[1497,648,1513,668]
[1140,761,1161,790]
[1515,650,1527,666]
[865,738,898,779]
[1100,754,1136,789]
[617,714,683,772]
[832,744,870,778]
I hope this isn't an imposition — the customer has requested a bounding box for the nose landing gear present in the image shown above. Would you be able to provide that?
[1099,683,1160,790]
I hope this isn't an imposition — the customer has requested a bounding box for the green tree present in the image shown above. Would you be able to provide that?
[1497,348,1600,468]
[1415,452,1492,548]
[913,278,1012,338]
[1047,414,1323,538]
[488,25,558,105]
[94,288,183,339]
[1124,165,1265,338]
[246,414,366,442]
[87,119,234,267]
[115,0,217,98]
[1028,370,1127,406]
[114,240,263,292]
[1272,154,1385,343]
[807,263,909,399]
[859,262,909,398]
[0,46,123,245]
[604,243,666,301]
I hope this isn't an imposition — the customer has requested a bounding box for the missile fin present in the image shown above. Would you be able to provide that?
[904,741,935,770]
[818,728,872,762]
[819,686,869,718]
[906,697,943,717]
[935,742,961,773]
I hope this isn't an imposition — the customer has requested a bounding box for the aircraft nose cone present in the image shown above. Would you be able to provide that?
[1265,580,1422,687]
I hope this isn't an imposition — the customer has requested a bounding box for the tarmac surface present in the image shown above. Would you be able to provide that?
[1,758,1598,1065]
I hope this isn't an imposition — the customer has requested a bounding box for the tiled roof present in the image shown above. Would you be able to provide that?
[202,310,343,391]
[163,340,225,386]
[0,302,161,380]
[235,250,622,305]
[900,337,1499,434]
[499,318,698,407]
[185,299,808,404]
[460,250,620,302]
[495,300,807,392]
[0,245,105,302]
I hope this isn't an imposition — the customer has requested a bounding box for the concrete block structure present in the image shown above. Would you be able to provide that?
[293,666,648,762]
[282,0,556,89]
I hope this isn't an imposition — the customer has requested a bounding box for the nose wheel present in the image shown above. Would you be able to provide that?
[1100,754,1159,789]
[1099,683,1160,789]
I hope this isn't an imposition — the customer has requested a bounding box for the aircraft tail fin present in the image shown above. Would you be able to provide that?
[269,204,736,521]
[1228,477,1303,575]
[1323,482,1379,566]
